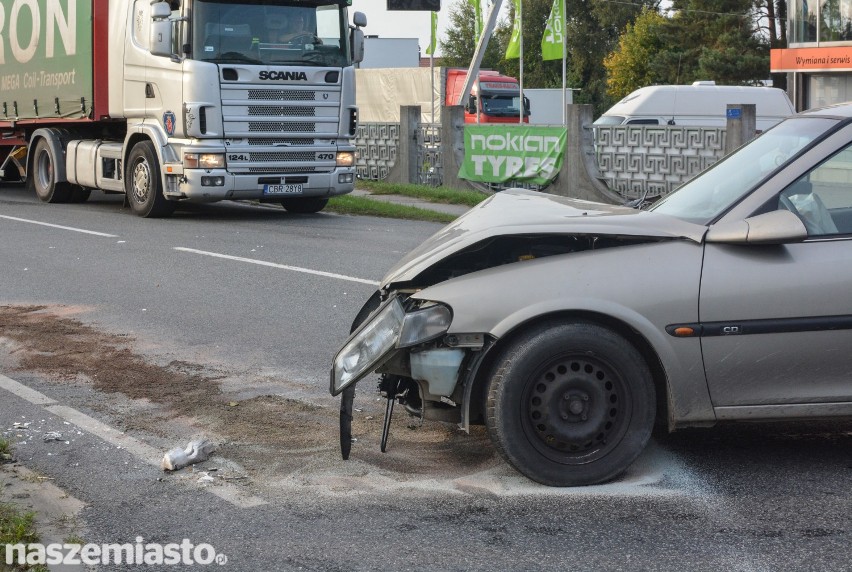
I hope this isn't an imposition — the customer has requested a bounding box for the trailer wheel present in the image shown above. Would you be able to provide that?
[280,197,328,214]
[30,139,72,203]
[126,141,175,218]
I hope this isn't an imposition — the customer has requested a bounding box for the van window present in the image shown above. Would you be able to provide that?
[625,119,659,125]
[593,116,625,126]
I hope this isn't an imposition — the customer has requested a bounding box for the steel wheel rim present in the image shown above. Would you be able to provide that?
[131,159,151,203]
[522,353,632,465]
[36,149,52,191]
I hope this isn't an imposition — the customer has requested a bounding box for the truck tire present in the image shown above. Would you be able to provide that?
[30,139,72,203]
[69,187,91,203]
[485,321,655,486]
[281,197,328,213]
[126,141,174,218]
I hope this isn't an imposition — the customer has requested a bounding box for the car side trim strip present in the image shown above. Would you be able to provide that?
[666,314,852,337]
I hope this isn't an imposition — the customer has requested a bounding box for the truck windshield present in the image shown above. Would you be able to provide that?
[480,93,528,117]
[192,0,349,66]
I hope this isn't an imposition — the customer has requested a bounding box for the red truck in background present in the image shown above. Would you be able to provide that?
[445,69,530,124]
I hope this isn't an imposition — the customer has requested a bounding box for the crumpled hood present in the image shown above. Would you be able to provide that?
[382,189,707,287]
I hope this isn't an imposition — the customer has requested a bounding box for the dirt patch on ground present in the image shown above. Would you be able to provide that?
[0,305,497,492]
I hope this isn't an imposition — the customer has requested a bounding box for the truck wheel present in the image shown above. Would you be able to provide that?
[485,322,655,486]
[281,197,328,213]
[30,139,72,203]
[126,141,175,218]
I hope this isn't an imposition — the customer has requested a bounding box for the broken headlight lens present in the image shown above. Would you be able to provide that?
[330,299,453,395]
[398,303,452,347]
[331,298,405,395]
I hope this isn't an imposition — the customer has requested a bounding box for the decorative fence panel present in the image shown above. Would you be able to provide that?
[594,125,727,199]
[418,123,442,186]
[357,121,732,198]
[355,122,399,181]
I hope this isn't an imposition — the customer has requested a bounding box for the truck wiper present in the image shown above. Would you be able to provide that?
[213,52,263,64]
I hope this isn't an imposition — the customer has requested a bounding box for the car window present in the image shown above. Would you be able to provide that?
[777,142,852,237]
[650,117,839,224]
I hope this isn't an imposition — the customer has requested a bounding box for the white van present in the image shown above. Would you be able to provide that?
[594,82,795,131]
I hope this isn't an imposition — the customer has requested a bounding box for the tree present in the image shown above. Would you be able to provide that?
[625,1,771,87]
[603,8,667,99]
[440,0,506,70]
[498,0,657,113]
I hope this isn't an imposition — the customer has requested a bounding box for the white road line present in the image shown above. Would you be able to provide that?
[0,214,118,237]
[0,373,268,509]
[174,247,380,286]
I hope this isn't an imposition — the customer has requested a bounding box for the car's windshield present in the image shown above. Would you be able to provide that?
[192,0,349,66]
[649,117,840,224]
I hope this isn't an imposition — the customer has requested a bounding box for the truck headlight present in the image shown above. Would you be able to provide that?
[184,153,225,169]
[336,151,355,167]
[330,298,452,395]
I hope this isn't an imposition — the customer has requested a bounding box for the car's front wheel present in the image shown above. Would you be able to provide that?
[486,322,655,486]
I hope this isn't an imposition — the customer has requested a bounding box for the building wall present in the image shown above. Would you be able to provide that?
[773,0,852,110]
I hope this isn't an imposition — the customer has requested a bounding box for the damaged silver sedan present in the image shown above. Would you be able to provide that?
[332,103,852,486]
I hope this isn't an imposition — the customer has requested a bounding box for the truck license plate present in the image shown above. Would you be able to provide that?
[264,184,303,195]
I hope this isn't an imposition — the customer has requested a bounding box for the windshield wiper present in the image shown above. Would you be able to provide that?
[208,52,262,64]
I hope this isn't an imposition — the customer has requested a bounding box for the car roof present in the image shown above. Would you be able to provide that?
[801,101,852,118]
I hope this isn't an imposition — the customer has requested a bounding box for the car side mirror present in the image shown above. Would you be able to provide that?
[705,209,808,245]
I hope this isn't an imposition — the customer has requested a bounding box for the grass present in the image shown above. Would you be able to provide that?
[0,439,48,572]
[357,180,487,207]
[327,194,456,224]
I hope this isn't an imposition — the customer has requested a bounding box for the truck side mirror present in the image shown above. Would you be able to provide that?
[351,28,365,63]
[523,95,530,116]
[467,95,477,114]
[150,2,173,57]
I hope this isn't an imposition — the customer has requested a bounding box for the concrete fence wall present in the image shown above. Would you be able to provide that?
[355,103,757,203]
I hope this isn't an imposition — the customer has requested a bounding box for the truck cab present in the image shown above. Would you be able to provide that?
[445,69,529,124]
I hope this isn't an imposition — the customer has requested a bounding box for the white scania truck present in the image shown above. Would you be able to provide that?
[0,0,366,216]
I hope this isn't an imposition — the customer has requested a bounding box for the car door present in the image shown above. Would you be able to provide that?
[700,132,852,408]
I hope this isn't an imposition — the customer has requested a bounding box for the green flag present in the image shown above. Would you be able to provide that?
[469,0,482,39]
[505,0,522,59]
[541,0,564,61]
[426,11,438,55]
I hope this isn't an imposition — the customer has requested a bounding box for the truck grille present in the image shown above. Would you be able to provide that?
[248,105,315,117]
[248,89,316,101]
[221,80,341,175]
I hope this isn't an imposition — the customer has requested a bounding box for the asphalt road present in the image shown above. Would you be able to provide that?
[2,184,852,571]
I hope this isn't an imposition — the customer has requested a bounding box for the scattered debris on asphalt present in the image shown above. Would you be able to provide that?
[161,439,216,471]
[42,432,63,442]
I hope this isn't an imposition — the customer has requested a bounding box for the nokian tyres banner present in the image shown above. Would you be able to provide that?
[0,0,93,120]
[458,125,567,185]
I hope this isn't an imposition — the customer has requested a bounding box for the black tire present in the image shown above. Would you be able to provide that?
[126,141,175,218]
[69,187,91,203]
[29,139,72,203]
[281,197,328,214]
[486,322,655,486]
